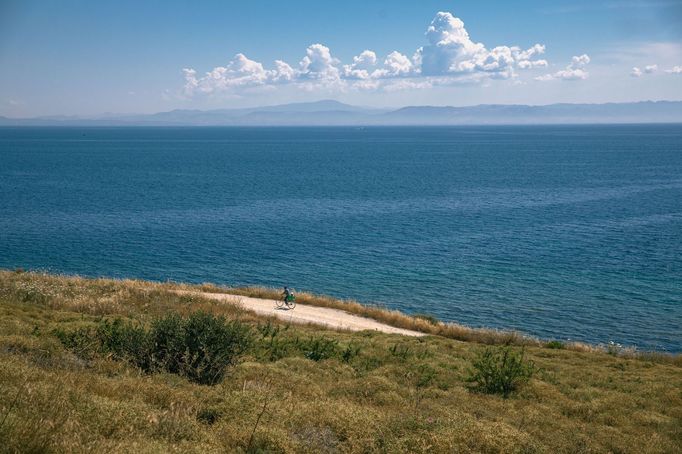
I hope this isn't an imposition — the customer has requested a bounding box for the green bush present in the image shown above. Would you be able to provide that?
[57,312,252,385]
[148,313,186,374]
[255,321,293,361]
[179,312,252,384]
[545,340,565,349]
[52,326,98,359]
[466,346,534,398]
[96,318,151,370]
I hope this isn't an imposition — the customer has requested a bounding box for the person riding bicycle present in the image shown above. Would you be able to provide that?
[282,286,294,302]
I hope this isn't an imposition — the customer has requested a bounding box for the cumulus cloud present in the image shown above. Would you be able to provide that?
[182,53,296,95]
[415,13,547,80]
[665,65,682,74]
[631,64,659,77]
[272,60,296,82]
[342,50,377,79]
[374,51,414,78]
[299,44,341,81]
[536,54,591,81]
[183,11,556,95]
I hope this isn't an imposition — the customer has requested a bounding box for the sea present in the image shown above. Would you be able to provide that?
[1,125,681,352]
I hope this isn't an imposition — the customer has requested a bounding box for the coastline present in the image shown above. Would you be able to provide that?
[4,268,680,361]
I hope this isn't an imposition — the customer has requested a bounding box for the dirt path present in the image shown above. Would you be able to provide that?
[182,291,425,337]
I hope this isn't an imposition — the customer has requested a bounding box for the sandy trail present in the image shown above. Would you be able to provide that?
[180,291,424,337]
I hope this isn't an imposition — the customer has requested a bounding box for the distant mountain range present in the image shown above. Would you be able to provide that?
[2,100,682,126]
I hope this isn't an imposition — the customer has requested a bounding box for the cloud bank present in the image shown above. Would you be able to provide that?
[182,11,573,96]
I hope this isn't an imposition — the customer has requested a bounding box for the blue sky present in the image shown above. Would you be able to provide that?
[1,0,681,116]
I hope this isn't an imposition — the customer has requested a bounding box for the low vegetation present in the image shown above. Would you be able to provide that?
[56,312,252,385]
[1,269,681,453]
[466,346,535,398]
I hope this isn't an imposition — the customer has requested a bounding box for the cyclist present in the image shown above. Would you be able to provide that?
[282,286,294,303]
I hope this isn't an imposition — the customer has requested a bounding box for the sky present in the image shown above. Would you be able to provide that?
[1,0,682,117]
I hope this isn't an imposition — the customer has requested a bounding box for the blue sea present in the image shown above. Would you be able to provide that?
[1,125,681,351]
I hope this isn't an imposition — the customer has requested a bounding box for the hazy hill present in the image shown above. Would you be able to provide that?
[2,100,682,126]
[384,101,682,125]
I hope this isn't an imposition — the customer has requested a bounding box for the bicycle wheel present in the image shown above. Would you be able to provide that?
[275,297,285,309]
[286,299,296,309]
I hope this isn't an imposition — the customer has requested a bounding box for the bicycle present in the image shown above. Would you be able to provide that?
[275,294,296,310]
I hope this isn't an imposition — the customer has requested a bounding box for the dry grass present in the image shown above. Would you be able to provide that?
[1,269,681,453]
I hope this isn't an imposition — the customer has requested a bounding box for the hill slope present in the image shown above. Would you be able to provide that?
[0,270,680,453]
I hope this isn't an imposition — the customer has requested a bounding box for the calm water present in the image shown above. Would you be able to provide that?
[1,125,681,351]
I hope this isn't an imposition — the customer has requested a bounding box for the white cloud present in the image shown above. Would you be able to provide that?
[343,50,377,79]
[665,65,682,74]
[631,64,659,77]
[183,54,276,95]
[414,12,546,80]
[272,60,296,82]
[299,44,341,81]
[373,51,414,78]
[182,11,558,95]
[183,53,306,95]
[536,54,591,81]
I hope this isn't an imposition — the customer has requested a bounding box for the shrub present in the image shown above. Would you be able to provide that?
[256,321,293,361]
[545,340,565,349]
[466,346,534,398]
[96,318,151,370]
[52,326,98,359]
[303,336,338,362]
[148,313,186,374]
[57,312,252,385]
[179,312,252,384]
[341,344,361,363]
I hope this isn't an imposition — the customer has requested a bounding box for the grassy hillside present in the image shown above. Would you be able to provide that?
[0,270,680,453]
